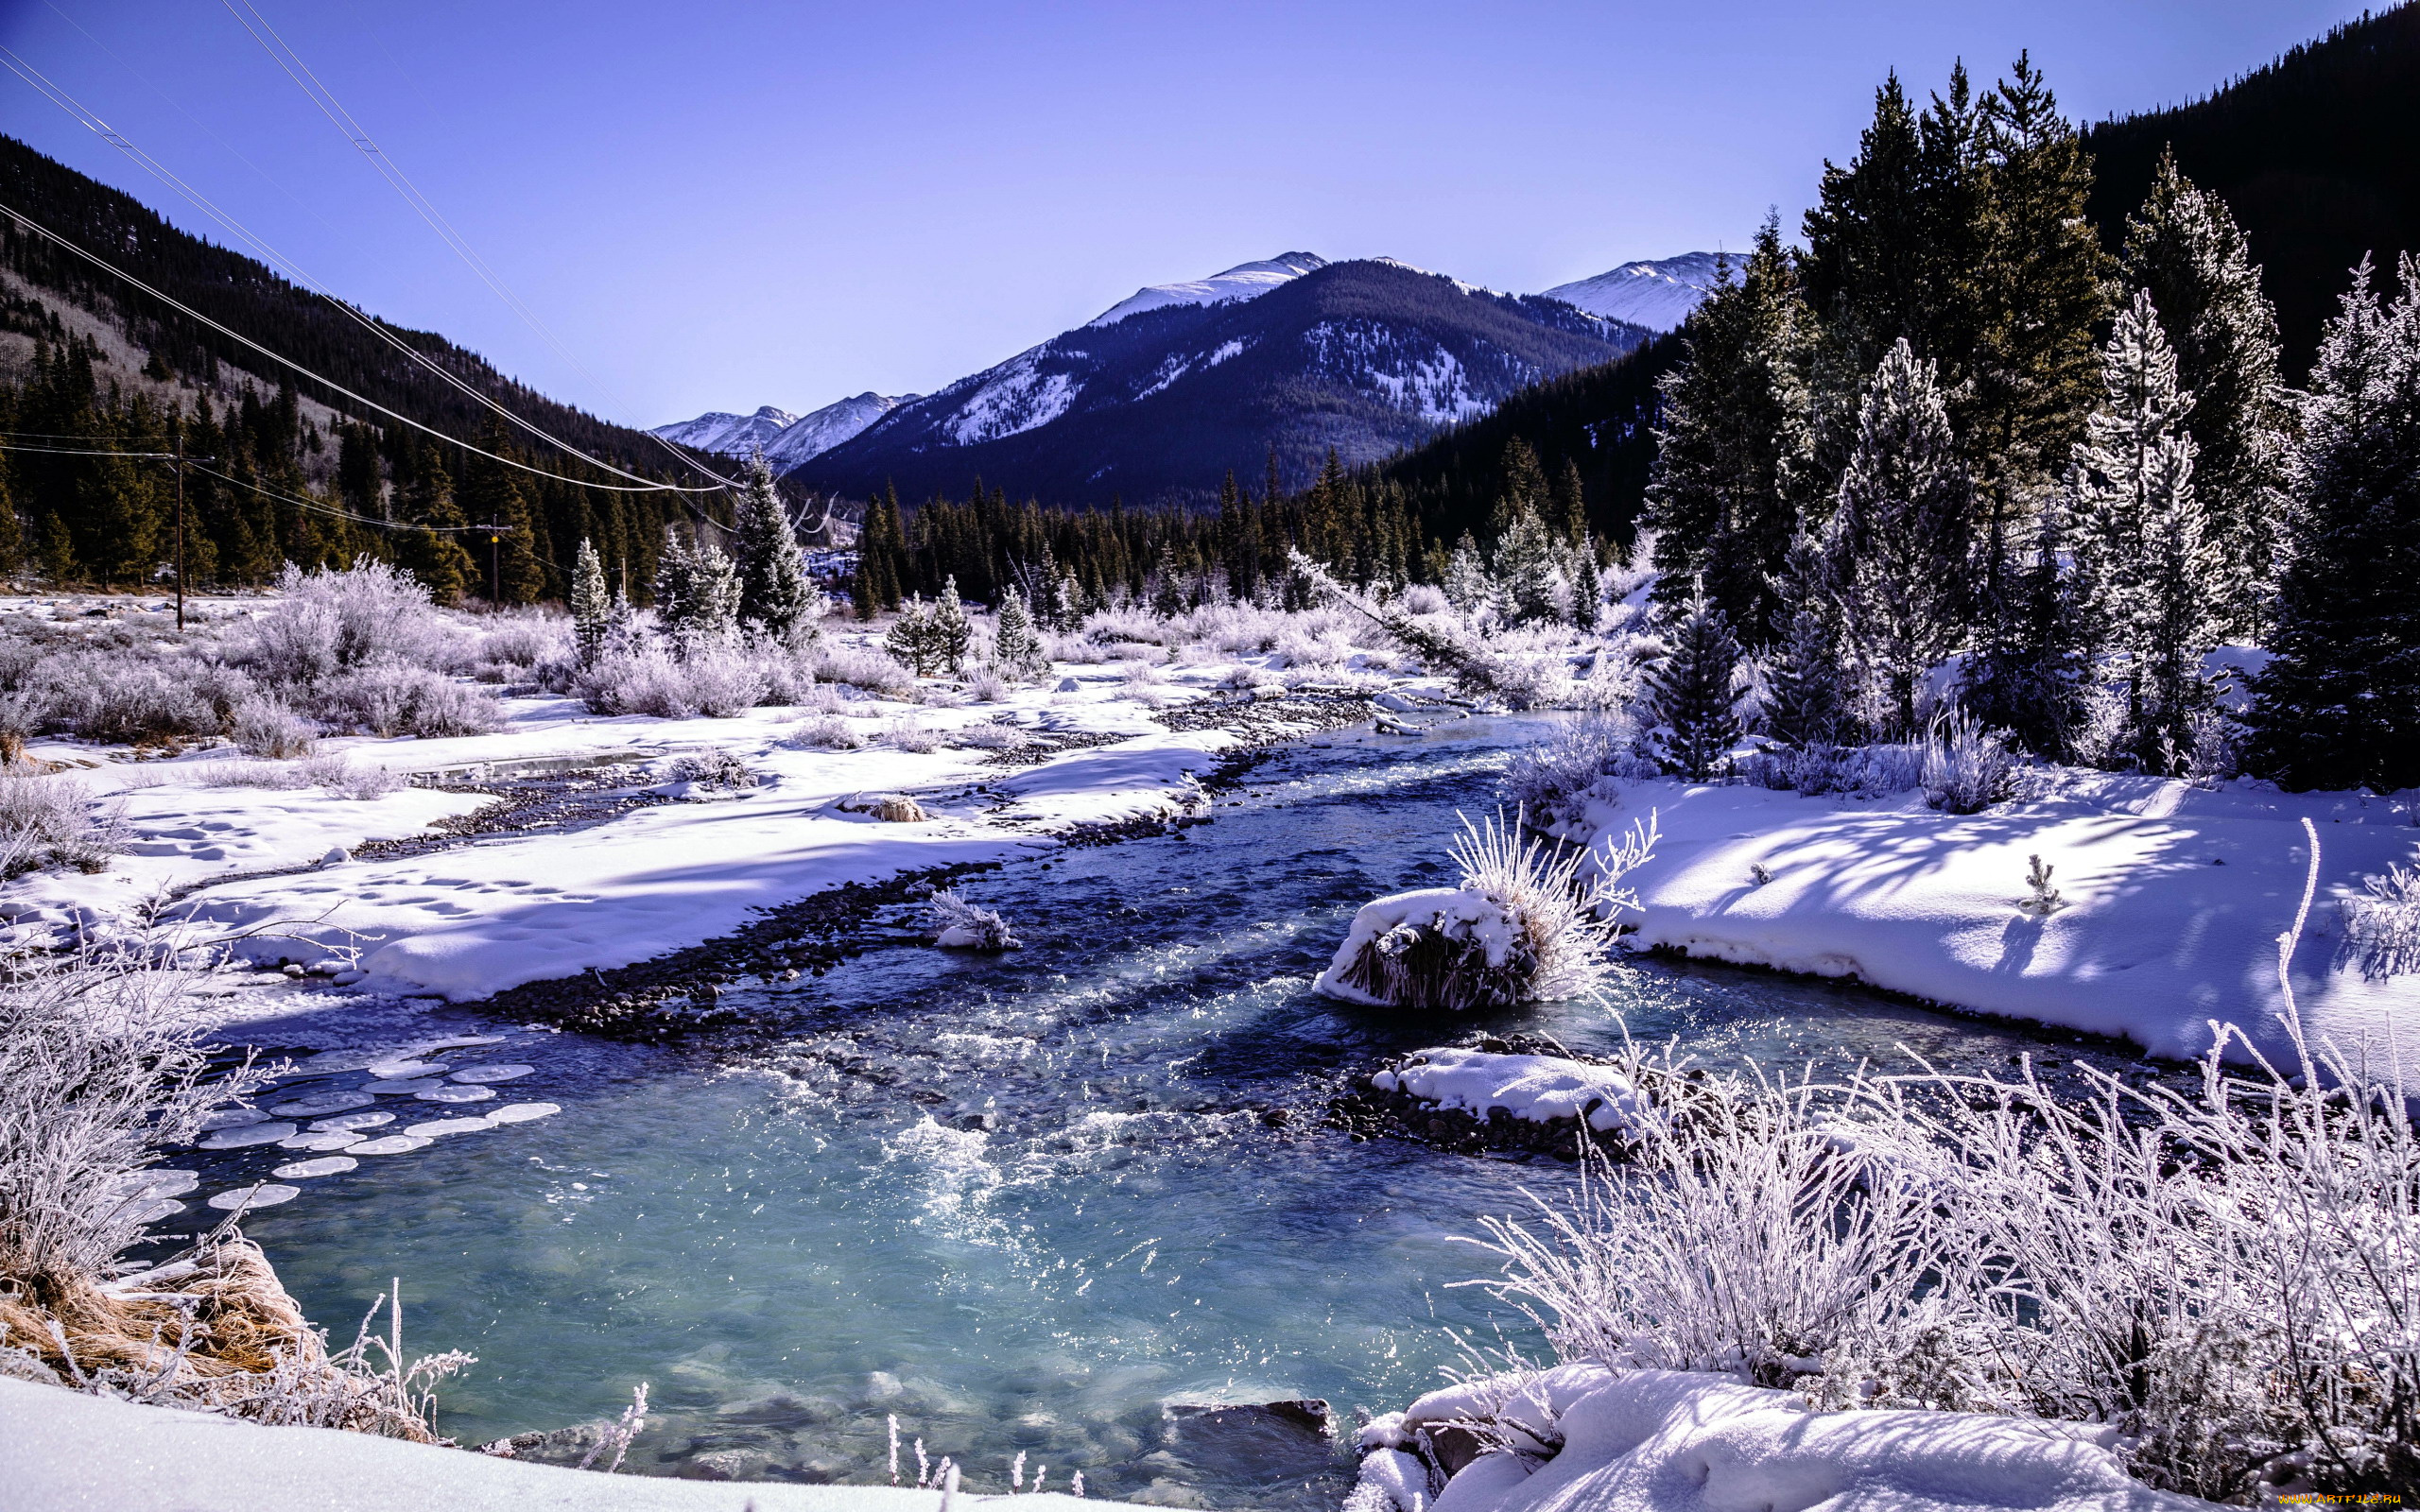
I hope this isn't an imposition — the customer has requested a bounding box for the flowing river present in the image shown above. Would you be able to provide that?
[200,715,2129,1506]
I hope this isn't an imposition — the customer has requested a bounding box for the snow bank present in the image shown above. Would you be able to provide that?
[1574,777,2420,1062]
[0,1375,1144,1512]
[1372,1047,1648,1132]
[1355,1368,2201,1512]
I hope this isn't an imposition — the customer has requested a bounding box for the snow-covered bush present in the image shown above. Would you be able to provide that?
[784,714,865,751]
[229,696,317,759]
[926,888,1018,951]
[1740,741,1927,798]
[44,655,221,747]
[663,751,757,791]
[1918,708,2014,814]
[682,644,772,718]
[0,772,117,878]
[883,719,940,754]
[1396,584,1451,617]
[964,664,1011,702]
[313,664,499,739]
[2340,862,2420,977]
[231,560,467,687]
[812,644,916,698]
[1500,715,1647,832]
[1318,809,1654,1010]
[472,610,570,669]
[951,722,1031,753]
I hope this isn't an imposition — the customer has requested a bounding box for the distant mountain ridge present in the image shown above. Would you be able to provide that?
[650,391,912,466]
[784,255,1652,507]
[1542,251,1730,332]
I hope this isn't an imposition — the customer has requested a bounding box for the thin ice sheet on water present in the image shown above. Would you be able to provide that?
[365,1060,446,1079]
[206,1184,299,1211]
[347,1135,433,1156]
[278,1130,364,1152]
[416,1085,494,1103]
[308,1110,394,1132]
[268,1092,376,1118]
[197,1122,297,1150]
[365,1078,445,1095]
[486,1103,561,1125]
[271,1157,358,1179]
[447,1063,535,1084]
[128,1198,184,1225]
[406,1117,495,1137]
[111,1170,198,1200]
[197,1108,269,1132]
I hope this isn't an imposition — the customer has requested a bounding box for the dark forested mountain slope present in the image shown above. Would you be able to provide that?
[2083,3,2420,373]
[789,258,1651,508]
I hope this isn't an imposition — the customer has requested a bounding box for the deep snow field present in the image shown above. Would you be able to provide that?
[4,588,2417,1512]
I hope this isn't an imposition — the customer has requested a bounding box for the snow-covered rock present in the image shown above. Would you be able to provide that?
[1356,1367,2202,1512]
[1539,252,1730,333]
[1317,887,1523,1006]
[1372,1047,1649,1133]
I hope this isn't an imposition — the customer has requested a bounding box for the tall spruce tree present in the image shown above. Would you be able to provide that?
[1643,220,1819,637]
[993,588,1046,678]
[570,538,611,666]
[732,450,817,641]
[1760,531,1851,747]
[1493,506,1564,625]
[1646,580,1746,780]
[2121,152,2291,636]
[656,526,740,644]
[1957,490,2085,757]
[930,575,972,674]
[2070,289,2224,769]
[392,452,475,605]
[2249,257,2420,792]
[1826,339,1975,736]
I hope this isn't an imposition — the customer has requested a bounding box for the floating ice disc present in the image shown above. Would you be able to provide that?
[348,1135,433,1156]
[271,1157,358,1179]
[365,1078,445,1095]
[365,1059,446,1079]
[198,1108,269,1132]
[448,1064,535,1084]
[198,1122,297,1150]
[405,1117,495,1137]
[487,1103,562,1125]
[308,1111,394,1133]
[206,1184,299,1211]
[278,1131,365,1152]
[416,1085,495,1103]
[268,1092,375,1117]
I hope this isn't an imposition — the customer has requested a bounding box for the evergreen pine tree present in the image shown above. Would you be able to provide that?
[1443,534,1493,615]
[1826,338,1975,736]
[570,537,610,666]
[930,575,972,674]
[731,450,817,641]
[1150,545,1186,619]
[2070,290,2223,768]
[1957,491,2085,757]
[1760,532,1850,747]
[1644,220,1819,637]
[994,588,1046,679]
[657,526,740,645]
[393,453,475,605]
[1571,552,1603,634]
[886,594,938,676]
[1646,580,1746,781]
[2121,151,2291,636]
[2248,256,2420,792]
[1493,507,1564,625]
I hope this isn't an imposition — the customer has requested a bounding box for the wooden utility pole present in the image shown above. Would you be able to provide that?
[490,509,501,605]
[174,434,187,630]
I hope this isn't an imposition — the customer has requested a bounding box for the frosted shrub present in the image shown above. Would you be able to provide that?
[683,645,771,718]
[1500,714,1640,832]
[951,723,1031,753]
[1742,741,1927,798]
[785,714,865,751]
[233,561,466,688]
[0,772,117,878]
[2340,863,2420,977]
[48,655,219,747]
[926,888,1019,951]
[229,697,317,759]
[313,664,499,739]
[1475,1058,1963,1396]
[664,752,757,791]
[1918,707,2014,814]
[1044,630,1109,665]
[884,719,940,754]
[812,644,916,698]
[1396,584,1451,617]
[472,610,569,669]
[964,664,1011,703]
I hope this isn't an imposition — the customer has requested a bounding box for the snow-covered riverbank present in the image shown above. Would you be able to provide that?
[1571,771,2420,1063]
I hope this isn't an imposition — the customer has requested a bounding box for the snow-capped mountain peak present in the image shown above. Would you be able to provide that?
[651,393,914,468]
[1088,252,1327,327]
[1539,252,1731,333]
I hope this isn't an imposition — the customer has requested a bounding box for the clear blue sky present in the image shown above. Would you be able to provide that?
[0,0,2375,428]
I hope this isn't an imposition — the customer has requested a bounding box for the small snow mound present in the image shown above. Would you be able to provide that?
[206,1184,300,1211]
[1374,1047,1650,1132]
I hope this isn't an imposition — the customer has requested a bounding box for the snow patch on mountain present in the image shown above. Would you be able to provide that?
[1541,251,1730,332]
[1303,322,1506,425]
[946,355,1081,445]
[1089,252,1326,327]
[652,393,911,466]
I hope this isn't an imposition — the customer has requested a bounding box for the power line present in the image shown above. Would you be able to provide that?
[0,439,509,533]
[0,194,722,495]
[215,0,744,493]
[0,43,728,498]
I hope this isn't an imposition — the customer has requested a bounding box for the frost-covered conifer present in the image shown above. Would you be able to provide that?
[993,589,1046,679]
[1150,546,1185,619]
[730,450,817,642]
[654,526,741,646]
[569,538,610,666]
[885,595,938,676]
[1957,490,2085,757]
[1825,338,1973,736]
[2250,256,2420,791]
[2122,153,2290,635]
[2071,290,2221,770]
[930,576,972,675]
[1494,507,1564,625]
[1443,534,1494,615]
[1645,580,1745,781]
[1571,551,1604,633]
